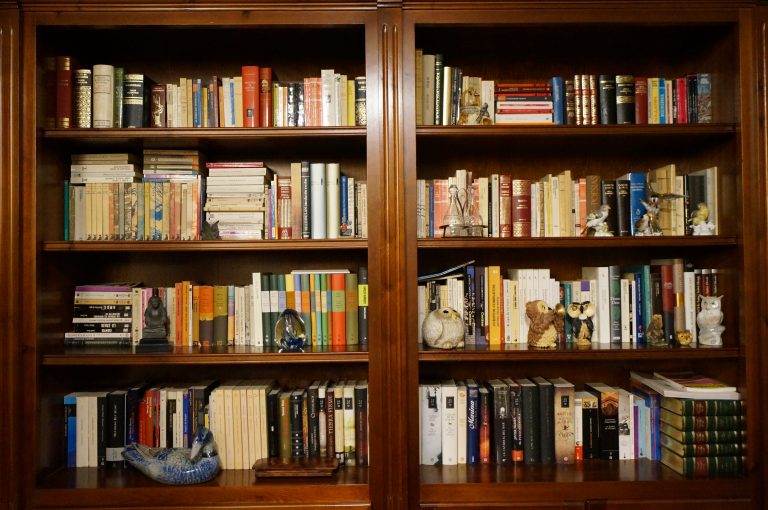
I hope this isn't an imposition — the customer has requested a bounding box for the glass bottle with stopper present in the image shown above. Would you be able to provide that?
[441,184,467,237]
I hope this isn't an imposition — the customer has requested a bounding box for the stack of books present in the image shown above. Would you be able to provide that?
[204,161,272,240]
[65,284,136,347]
[494,82,554,124]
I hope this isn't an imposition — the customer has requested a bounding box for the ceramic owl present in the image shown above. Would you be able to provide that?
[566,301,595,347]
[697,295,724,346]
[422,307,465,349]
[525,300,565,349]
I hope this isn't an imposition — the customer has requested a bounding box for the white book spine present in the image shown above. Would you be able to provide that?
[441,381,458,465]
[310,163,327,238]
[422,54,436,125]
[321,69,335,127]
[684,270,698,344]
[326,163,341,239]
[620,278,631,344]
[491,174,500,237]
[574,392,583,461]
[251,273,264,346]
[88,394,98,467]
[503,279,512,344]
[420,384,441,465]
[76,394,89,467]
[456,382,467,464]
[92,64,114,128]
[617,389,635,460]
[481,80,495,124]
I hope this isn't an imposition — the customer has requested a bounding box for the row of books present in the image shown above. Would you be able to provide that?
[66,270,369,348]
[46,57,366,129]
[413,51,713,126]
[64,154,369,241]
[416,164,718,239]
[417,260,720,347]
[420,373,743,477]
[63,379,370,471]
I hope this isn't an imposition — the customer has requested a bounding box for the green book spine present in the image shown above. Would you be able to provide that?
[660,433,744,457]
[345,273,359,345]
[660,408,745,431]
[300,273,312,345]
[660,421,745,444]
[113,67,124,127]
[261,273,272,347]
[277,273,287,314]
[661,446,744,477]
[314,274,323,346]
[63,180,70,240]
[661,397,743,416]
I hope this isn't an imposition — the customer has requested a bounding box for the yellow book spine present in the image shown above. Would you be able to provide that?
[488,265,502,346]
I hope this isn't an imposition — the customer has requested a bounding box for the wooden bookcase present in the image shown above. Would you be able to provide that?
[7,1,766,510]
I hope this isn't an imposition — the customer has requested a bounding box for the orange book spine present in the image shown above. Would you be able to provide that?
[181,281,190,346]
[198,285,214,348]
[259,67,273,127]
[175,283,183,345]
[242,65,259,128]
[330,273,346,346]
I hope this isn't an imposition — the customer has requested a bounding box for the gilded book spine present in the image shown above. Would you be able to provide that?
[354,77,367,126]
[74,69,92,128]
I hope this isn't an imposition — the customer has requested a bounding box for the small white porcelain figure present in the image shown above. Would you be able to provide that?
[697,295,724,346]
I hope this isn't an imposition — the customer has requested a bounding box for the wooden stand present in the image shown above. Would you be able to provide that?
[253,458,341,478]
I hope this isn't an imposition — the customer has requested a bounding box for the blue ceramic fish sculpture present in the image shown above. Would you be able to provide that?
[122,427,220,485]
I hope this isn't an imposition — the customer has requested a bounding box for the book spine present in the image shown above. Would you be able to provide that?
[354,383,368,466]
[358,267,368,344]
[106,392,126,468]
[520,382,539,464]
[354,76,367,126]
[551,77,565,125]
[466,385,479,464]
[73,69,92,128]
[259,67,273,127]
[123,74,145,128]
[310,163,326,239]
[345,273,359,345]
[598,74,616,124]
[634,77,648,124]
[433,54,444,125]
[150,83,167,128]
[615,179,631,236]
[326,163,341,239]
[615,74,635,124]
[511,179,531,238]
[56,56,73,128]
[330,273,346,346]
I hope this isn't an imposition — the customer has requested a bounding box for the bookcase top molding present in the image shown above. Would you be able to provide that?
[18,0,380,11]
[401,0,758,9]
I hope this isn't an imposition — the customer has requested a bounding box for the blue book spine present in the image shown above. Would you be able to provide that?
[63,394,77,467]
[628,172,647,235]
[229,79,236,127]
[633,272,645,345]
[194,78,202,128]
[340,175,349,236]
[63,180,70,241]
[153,182,163,240]
[551,77,565,125]
[631,386,660,460]
[636,401,648,458]
[466,385,480,464]
[658,78,666,124]
[183,390,190,447]
[428,182,435,238]
[136,182,145,240]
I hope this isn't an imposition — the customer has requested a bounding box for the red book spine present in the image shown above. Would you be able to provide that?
[259,67,273,127]
[241,65,259,128]
[330,273,346,346]
[499,174,512,238]
[56,56,73,128]
[511,178,531,238]
[634,77,648,124]
[676,77,688,124]
[277,175,292,239]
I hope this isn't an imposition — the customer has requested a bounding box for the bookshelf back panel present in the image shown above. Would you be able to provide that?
[415,23,738,123]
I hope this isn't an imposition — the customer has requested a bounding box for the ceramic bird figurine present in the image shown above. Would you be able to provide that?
[697,295,725,346]
[690,202,716,235]
[581,204,611,236]
[122,427,220,485]
[422,307,465,349]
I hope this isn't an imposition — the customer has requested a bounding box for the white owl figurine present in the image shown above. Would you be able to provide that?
[422,307,465,349]
[697,295,724,346]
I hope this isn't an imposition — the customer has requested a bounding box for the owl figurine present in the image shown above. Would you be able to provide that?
[422,307,465,349]
[697,295,725,346]
[525,300,565,349]
[566,301,595,347]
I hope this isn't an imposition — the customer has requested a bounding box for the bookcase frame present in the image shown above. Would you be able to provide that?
[3,1,767,510]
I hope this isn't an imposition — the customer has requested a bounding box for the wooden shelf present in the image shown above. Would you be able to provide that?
[43,345,369,365]
[44,127,367,140]
[417,236,738,249]
[419,344,740,362]
[33,467,369,509]
[416,123,738,138]
[43,239,368,252]
[420,462,750,505]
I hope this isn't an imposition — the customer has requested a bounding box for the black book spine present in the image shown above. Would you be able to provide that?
[509,384,523,462]
[123,73,145,128]
[125,384,148,446]
[267,389,280,458]
[307,385,320,457]
[325,385,336,460]
[354,76,367,126]
[358,267,368,344]
[290,391,305,458]
[615,179,631,236]
[354,383,369,466]
[615,75,635,124]
[286,82,297,127]
[586,385,619,460]
[73,323,132,333]
[451,67,462,125]
[73,304,132,318]
[106,391,126,468]
[490,381,510,464]
[296,82,305,127]
[475,266,486,344]
[520,382,540,464]
[600,180,619,235]
[97,393,107,467]
[535,379,555,464]
[598,74,617,124]
[565,78,577,125]
[582,403,600,459]
[301,161,311,239]
[166,396,175,448]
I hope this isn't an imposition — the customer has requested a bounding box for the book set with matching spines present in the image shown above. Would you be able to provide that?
[419,374,743,477]
[46,58,366,129]
[416,164,718,240]
[413,51,713,127]
[63,379,369,470]
[66,268,368,349]
[418,259,719,349]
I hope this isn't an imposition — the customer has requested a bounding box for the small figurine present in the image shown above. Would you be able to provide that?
[581,204,612,237]
[422,307,466,349]
[645,313,667,346]
[136,293,172,352]
[567,301,595,347]
[676,329,694,346]
[697,295,725,346]
[525,300,565,349]
[201,220,220,240]
[275,308,307,352]
[634,197,663,236]
[123,427,220,485]
[690,202,716,235]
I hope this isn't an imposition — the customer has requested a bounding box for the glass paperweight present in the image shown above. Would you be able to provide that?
[276,308,307,352]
